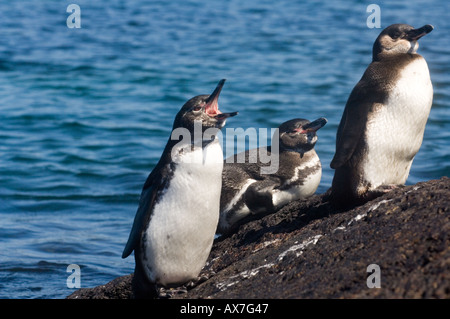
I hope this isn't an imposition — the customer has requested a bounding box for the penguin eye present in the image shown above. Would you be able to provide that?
[391,31,402,39]
[192,106,202,112]
[288,129,305,134]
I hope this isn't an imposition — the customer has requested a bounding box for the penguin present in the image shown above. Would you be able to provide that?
[217,117,327,234]
[122,79,237,298]
[330,24,434,208]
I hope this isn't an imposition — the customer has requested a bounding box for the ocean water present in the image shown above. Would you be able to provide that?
[0,0,448,299]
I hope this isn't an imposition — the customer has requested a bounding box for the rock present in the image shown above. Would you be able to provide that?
[67,177,450,299]
[67,274,133,299]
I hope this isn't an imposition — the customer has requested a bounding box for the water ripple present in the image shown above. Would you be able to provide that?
[0,0,448,299]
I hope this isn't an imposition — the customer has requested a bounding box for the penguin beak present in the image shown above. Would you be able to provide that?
[405,24,434,41]
[300,117,328,133]
[205,79,238,120]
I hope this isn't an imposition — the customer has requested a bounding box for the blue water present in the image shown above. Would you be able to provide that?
[0,0,448,299]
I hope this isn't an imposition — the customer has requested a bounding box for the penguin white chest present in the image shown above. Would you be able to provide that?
[143,140,223,286]
[272,154,322,208]
[364,57,433,187]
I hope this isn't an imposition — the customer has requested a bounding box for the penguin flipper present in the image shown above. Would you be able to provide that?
[330,107,361,168]
[244,179,278,214]
[331,62,389,169]
[330,84,376,169]
[122,168,165,259]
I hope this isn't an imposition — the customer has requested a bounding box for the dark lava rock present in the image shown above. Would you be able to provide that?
[68,274,133,299]
[67,177,449,299]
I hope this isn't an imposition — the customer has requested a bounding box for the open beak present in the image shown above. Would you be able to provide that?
[205,79,238,120]
[406,24,434,41]
[300,117,328,133]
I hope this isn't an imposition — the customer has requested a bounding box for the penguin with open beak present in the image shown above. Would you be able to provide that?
[122,79,237,297]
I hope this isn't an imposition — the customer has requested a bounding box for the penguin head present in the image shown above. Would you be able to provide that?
[174,79,238,134]
[372,24,433,61]
[277,117,327,153]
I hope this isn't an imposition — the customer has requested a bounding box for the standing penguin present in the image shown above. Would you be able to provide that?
[122,79,237,298]
[218,117,327,234]
[330,24,434,207]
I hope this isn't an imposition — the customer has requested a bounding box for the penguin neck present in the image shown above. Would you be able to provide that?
[372,51,420,63]
[279,144,315,158]
[164,126,218,151]
[168,134,222,166]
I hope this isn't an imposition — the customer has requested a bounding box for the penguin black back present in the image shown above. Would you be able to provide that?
[218,117,327,234]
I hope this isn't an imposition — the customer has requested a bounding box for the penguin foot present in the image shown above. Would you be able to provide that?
[184,271,216,291]
[156,272,216,298]
[131,270,158,299]
[363,184,403,202]
[157,286,188,298]
[376,184,403,192]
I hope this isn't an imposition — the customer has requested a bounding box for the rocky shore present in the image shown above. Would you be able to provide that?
[67,176,449,299]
